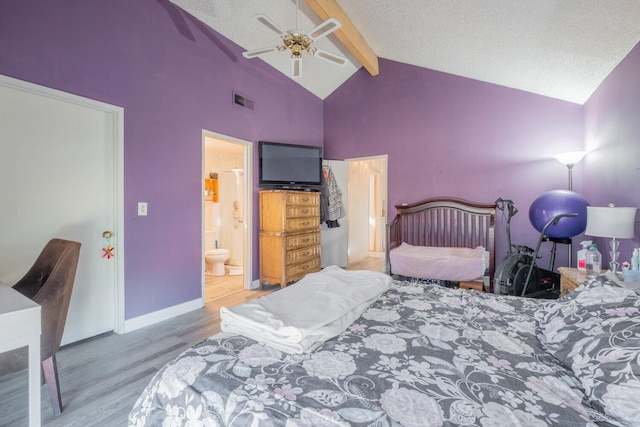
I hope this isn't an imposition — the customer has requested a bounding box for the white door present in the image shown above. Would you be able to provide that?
[321,160,348,268]
[0,77,120,344]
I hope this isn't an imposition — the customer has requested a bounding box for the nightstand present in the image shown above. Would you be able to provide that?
[459,280,484,292]
[557,267,587,296]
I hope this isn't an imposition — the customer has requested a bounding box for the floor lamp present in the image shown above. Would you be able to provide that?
[552,151,588,267]
[585,205,637,277]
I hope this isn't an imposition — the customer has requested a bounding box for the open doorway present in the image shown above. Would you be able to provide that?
[202,131,252,304]
[346,155,388,272]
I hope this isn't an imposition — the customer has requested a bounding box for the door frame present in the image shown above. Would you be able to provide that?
[345,154,388,264]
[201,130,253,293]
[0,74,125,334]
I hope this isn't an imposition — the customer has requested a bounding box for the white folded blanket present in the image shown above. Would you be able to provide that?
[220,265,392,354]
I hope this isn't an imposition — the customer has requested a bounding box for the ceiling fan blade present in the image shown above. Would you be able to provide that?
[243,46,280,59]
[253,13,288,37]
[291,57,302,79]
[306,18,341,41]
[313,48,347,66]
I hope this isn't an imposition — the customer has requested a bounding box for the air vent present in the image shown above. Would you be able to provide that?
[233,92,255,110]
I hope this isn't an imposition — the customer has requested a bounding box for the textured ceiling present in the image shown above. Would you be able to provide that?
[170,0,640,104]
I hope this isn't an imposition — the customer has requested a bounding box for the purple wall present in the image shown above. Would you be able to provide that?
[583,42,640,265]
[324,59,585,266]
[0,0,323,318]
[4,0,638,317]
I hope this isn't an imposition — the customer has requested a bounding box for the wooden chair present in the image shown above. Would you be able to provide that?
[0,238,81,415]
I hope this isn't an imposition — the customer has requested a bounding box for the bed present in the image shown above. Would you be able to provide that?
[386,197,496,290]
[129,268,639,426]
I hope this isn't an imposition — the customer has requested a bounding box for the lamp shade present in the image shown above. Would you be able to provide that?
[585,206,637,238]
[553,151,587,166]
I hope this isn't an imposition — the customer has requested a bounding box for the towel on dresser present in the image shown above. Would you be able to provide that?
[220,265,391,354]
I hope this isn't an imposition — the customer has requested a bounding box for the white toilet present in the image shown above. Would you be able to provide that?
[204,231,229,276]
[205,248,229,276]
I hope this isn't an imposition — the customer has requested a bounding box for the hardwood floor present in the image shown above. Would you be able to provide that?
[204,271,245,303]
[0,258,384,426]
[346,254,385,272]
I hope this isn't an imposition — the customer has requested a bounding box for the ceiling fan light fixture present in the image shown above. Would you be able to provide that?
[291,44,303,58]
[243,3,346,79]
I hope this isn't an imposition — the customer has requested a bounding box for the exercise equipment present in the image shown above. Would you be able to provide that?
[494,193,588,298]
[529,190,589,239]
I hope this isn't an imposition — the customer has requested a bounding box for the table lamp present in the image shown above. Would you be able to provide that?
[585,204,637,276]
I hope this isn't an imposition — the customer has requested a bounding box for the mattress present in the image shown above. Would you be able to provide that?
[129,274,626,426]
[389,242,488,281]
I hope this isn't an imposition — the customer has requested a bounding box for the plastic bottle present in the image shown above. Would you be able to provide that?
[577,240,592,272]
[632,248,640,271]
[586,244,602,278]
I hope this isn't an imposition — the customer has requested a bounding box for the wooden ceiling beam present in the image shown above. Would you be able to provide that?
[305,0,379,76]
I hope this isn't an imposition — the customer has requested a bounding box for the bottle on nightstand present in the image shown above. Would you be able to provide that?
[577,240,591,272]
[631,248,639,271]
[586,244,602,278]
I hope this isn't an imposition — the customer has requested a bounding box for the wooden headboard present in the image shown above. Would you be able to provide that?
[386,197,497,285]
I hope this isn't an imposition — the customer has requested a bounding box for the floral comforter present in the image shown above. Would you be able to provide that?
[129,279,621,426]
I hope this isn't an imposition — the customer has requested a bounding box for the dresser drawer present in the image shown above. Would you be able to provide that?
[286,193,318,206]
[285,217,319,232]
[286,205,319,218]
[287,245,321,265]
[286,256,321,282]
[285,231,320,250]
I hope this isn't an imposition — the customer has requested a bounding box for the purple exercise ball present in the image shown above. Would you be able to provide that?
[528,190,590,239]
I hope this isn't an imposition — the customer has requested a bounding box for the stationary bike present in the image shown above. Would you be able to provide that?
[494,198,575,298]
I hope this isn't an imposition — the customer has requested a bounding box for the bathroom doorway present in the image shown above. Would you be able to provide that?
[202,131,252,304]
[346,155,388,268]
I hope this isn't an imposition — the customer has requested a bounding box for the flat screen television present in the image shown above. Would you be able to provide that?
[259,141,323,190]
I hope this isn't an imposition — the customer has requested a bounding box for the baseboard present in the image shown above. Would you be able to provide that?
[121,298,203,334]
[250,278,261,289]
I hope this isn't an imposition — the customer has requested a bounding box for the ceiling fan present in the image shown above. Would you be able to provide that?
[242,0,347,79]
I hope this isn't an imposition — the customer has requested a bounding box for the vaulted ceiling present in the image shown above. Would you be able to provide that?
[170,0,640,104]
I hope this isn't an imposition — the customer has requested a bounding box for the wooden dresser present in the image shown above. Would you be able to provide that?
[259,190,321,287]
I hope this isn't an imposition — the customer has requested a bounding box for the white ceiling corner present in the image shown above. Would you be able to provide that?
[170,0,640,104]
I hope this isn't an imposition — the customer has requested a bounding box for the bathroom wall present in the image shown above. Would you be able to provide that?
[219,170,244,266]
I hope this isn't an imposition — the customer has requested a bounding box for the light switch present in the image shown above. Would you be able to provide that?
[138,202,148,216]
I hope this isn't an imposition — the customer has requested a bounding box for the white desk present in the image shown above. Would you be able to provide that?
[0,285,41,426]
